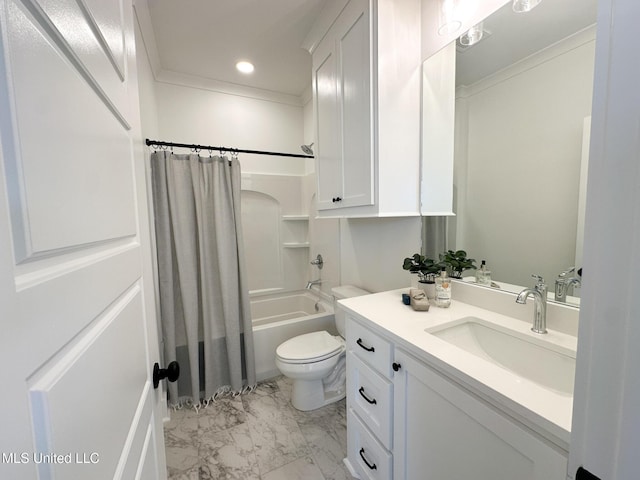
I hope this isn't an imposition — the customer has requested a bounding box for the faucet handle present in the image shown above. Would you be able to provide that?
[531,274,547,295]
[558,267,575,278]
[310,254,324,269]
[531,274,545,284]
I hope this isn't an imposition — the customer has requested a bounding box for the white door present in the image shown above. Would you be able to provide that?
[0,0,166,479]
[568,0,640,478]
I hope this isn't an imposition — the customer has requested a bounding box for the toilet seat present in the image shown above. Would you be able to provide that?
[276,331,344,364]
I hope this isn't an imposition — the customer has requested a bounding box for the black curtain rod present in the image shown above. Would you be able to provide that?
[145,139,314,159]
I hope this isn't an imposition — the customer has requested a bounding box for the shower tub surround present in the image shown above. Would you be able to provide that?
[251,289,336,381]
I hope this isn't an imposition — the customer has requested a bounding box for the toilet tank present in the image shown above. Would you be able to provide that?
[331,285,370,337]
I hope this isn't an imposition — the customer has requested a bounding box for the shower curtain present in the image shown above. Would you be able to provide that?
[150,151,256,406]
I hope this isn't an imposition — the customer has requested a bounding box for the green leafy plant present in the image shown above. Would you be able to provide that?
[439,250,477,278]
[402,253,442,282]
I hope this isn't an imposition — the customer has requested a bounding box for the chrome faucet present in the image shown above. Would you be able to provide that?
[306,254,323,289]
[306,279,322,289]
[516,275,548,334]
[554,267,582,302]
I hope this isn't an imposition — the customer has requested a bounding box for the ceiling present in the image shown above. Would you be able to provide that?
[138,0,598,101]
[456,0,599,86]
[140,0,327,99]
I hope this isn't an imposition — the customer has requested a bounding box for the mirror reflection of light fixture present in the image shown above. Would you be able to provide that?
[438,0,462,36]
[459,22,484,46]
[512,0,542,13]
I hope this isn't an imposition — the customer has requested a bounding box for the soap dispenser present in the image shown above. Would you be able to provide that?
[435,267,451,308]
[476,260,492,286]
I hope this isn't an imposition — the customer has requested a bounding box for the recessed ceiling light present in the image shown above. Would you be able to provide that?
[236,61,255,74]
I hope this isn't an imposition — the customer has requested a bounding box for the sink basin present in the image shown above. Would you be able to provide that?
[426,317,575,395]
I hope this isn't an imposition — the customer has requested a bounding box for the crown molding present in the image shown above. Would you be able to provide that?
[155,70,305,107]
[456,24,597,99]
[132,0,162,79]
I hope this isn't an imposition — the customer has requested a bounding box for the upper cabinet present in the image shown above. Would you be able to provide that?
[308,0,423,217]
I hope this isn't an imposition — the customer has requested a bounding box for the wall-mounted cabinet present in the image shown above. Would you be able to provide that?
[310,0,423,217]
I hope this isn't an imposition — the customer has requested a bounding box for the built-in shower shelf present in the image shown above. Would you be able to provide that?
[282,215,309,247]
[282,242,310,248]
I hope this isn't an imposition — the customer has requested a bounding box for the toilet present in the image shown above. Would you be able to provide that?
[275,285,370,411]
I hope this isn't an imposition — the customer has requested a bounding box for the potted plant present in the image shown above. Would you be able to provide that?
[402,253,442,299]
[439,249,477,279]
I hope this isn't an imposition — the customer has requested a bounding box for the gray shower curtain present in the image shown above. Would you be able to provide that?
[150,151,256,406]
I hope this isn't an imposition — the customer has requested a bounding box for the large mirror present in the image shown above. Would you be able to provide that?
[426,0,598,306]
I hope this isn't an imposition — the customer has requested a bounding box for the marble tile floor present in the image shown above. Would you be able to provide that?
[164,376,356,480]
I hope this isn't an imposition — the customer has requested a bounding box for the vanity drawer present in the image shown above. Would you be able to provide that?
[348,409,392,480]
[346,316,393,377]
[347,351,393,449]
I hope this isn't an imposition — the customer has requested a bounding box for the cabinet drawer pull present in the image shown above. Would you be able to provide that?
[393,362,402,372]
[358,386,377,405]
[359,448,377,470]
[332,196,343,203]
[356,338,375,352]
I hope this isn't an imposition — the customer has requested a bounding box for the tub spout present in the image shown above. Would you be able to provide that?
[306,279,322,289]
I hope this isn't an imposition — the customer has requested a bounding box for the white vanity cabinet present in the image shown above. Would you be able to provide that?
[393,348,569,480]
[344,314,569,480]
[345,316,394,478]
[311,0,422,217]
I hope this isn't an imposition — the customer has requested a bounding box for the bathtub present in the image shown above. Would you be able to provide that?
[251,290,336,381]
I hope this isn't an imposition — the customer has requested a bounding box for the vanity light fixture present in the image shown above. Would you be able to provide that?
[512,0,542,13]
[235,60,255,74]
[459,22,484,46]
[438,0,462,36]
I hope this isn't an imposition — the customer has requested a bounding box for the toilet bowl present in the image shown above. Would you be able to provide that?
[275,285,369,411]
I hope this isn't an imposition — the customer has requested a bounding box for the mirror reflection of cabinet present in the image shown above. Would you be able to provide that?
[310,0,424,218]
[421,0,597,298]
[421,42,456,216]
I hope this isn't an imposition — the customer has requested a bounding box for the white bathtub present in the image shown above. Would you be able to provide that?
[251,290,336,381]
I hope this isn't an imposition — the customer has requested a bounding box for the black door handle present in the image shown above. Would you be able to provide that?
[576,467,601,480]
[392,362,401,371]
[153,361,180,389]
[359,448,377,470]
[356,338,375,352]
[358,386,377,405]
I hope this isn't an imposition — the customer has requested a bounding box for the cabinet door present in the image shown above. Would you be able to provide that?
[393,349,568,480]
[313,32,341,210]
[313,0,373,211]
[336,0,372,209]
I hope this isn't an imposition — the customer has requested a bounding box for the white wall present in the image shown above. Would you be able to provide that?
[134,16,159,141]
[454,28,596,288]
[154,81,313,175]
[340,217,422,293]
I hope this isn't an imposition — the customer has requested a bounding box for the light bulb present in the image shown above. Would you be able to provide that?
[512,0,542,13]
[236,61,255,74]
[459,22,484,46]
[438,0,462,36]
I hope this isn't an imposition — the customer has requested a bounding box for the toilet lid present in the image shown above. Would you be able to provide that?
[276,331,344,364]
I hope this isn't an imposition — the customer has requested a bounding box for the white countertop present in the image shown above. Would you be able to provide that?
[339,288,576,450]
